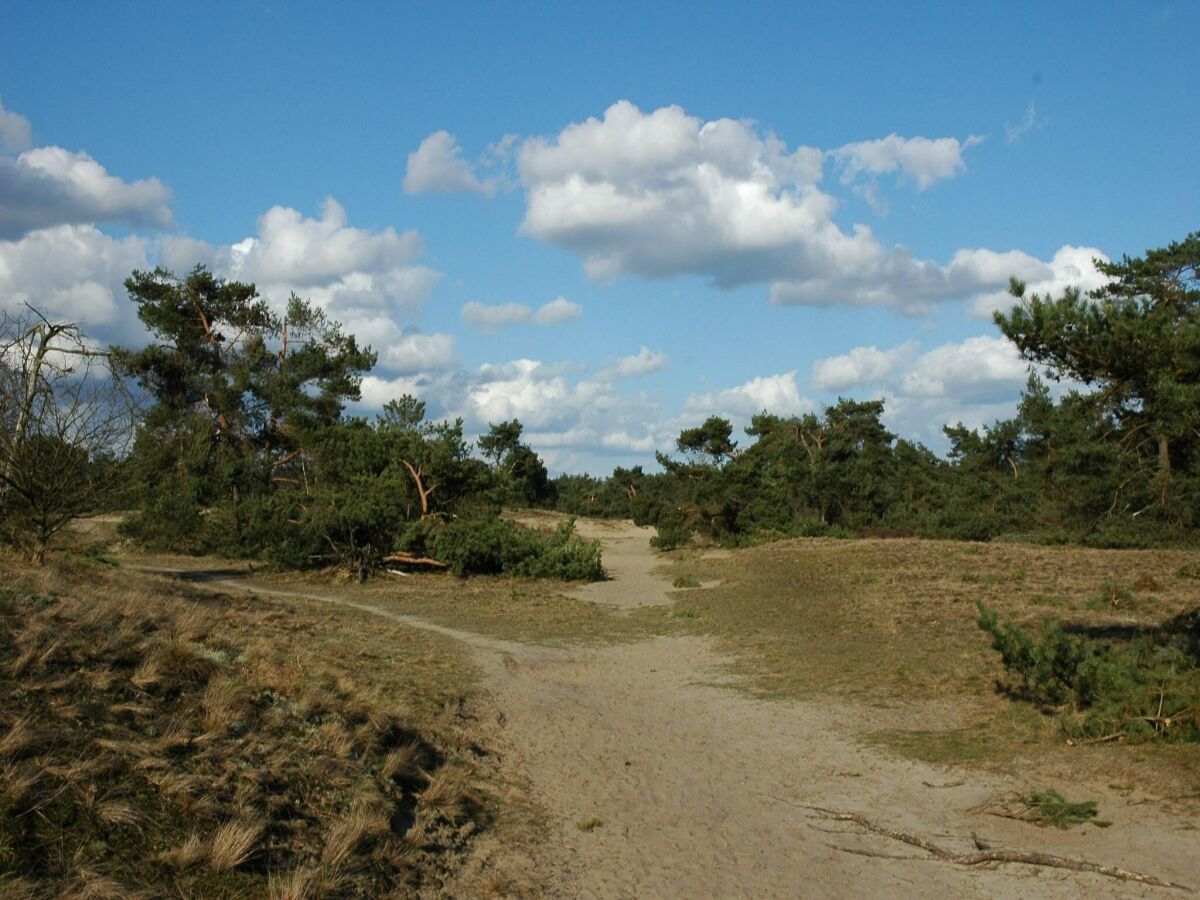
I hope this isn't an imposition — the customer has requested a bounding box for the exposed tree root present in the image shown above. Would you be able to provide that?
[805,807,1194,893]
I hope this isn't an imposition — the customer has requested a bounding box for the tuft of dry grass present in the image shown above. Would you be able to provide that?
[207,819,263,871]
[0,716,38,759]
[96,798,147,830]
[267,865,328,900]
[322,802,391,869]
[162,831,208,870]
[199,675,249,733]
[381,741,425,781]
[419,769,468,822]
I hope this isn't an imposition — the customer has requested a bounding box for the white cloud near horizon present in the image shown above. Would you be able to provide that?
[809,334,1049,449]
[969,245,1110,318]
[811,341,918,391]
[0,224,150,333]
[684,371,813,421]
[161,197,445,373]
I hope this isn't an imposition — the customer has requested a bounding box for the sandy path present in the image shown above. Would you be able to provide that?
[141,527,1198,898]
[567,519,675,608]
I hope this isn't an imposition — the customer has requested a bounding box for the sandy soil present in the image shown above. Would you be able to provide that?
[148,523,1199,898]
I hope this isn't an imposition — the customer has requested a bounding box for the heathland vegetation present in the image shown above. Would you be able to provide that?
[0,231,1197,893]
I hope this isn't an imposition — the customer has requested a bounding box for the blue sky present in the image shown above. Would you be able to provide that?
[2,1,1196,472]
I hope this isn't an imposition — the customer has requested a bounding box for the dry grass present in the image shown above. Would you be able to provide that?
[658,536,1200,797]
[207,819,264,871]
[254,560,675,648]
[0,553,499,897]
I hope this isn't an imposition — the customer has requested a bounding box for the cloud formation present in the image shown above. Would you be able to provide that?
[0,97,32,153]
[0,146,173,239]
[809,334,1047,448]
[831,133,984,190]
[1005,102,1044,144]
[161,198,446,374]
[461,300,532,330]
[509,100,1080,315]
[811,341,917,391]
[163,197,439,316]
[461,296,582,331]
[0,224,149,332]
[404,130,497,196]
[532,295,582,325]
[684,371,812,421]
[969,245,1109,318]
[598,346,668,380]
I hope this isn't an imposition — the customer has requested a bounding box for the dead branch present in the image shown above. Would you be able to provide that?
[270,448,304,469]
[401,459,437,518]
[380,551,448,570]
[1065,732,1125,747]
[805,807,1193,893]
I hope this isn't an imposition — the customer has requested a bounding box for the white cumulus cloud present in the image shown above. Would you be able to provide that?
[898,335,1029,401]
[0,97,32,153]
[0,146,173,239]
[514,100,1073,315]
[161,198,443,373]
[970,245,1110,318]
[684,371,813,421]
[0,224,150,334]
[809,334,1055,450]
[404,130,496,196]
[461,300,532,330]
[811,341,917,391]
[533,295,582,325]
[599,346,668,380]
[162,197,440,319]
[831,133,984,190]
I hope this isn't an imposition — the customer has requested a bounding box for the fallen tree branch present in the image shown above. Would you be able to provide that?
[805,806,1193,893]
[1065,732,1125,746]
[380,551,448,570]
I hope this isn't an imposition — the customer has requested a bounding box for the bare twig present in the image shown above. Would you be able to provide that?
[805,807,1193,893]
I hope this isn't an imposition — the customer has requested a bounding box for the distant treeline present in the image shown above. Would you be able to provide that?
[551,380,1197,549]
[553,231,1200,550]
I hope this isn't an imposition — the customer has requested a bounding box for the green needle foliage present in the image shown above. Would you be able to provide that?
[1021,790,1110,829]
[977,601,1199,742]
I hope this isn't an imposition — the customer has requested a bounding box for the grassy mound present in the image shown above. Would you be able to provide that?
[0,579,482,897]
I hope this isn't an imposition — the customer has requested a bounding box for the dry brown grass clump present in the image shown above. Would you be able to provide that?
[0,566,486,897]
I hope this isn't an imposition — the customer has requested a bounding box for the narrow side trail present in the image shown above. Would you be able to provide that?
[140,528,1196,898]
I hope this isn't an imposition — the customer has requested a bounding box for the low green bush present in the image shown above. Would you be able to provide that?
[977,601,1199,742]
[400,517,603,580]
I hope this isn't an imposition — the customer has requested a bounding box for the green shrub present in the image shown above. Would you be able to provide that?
[648,506,692,551]
[400,517,603,580]
[977,601,1199,741]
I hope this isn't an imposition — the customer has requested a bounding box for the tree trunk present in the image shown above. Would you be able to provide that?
[1156,434,1172,504]
[402,460,436,518]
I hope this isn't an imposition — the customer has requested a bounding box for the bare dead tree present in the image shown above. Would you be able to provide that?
[0,306,139,563]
